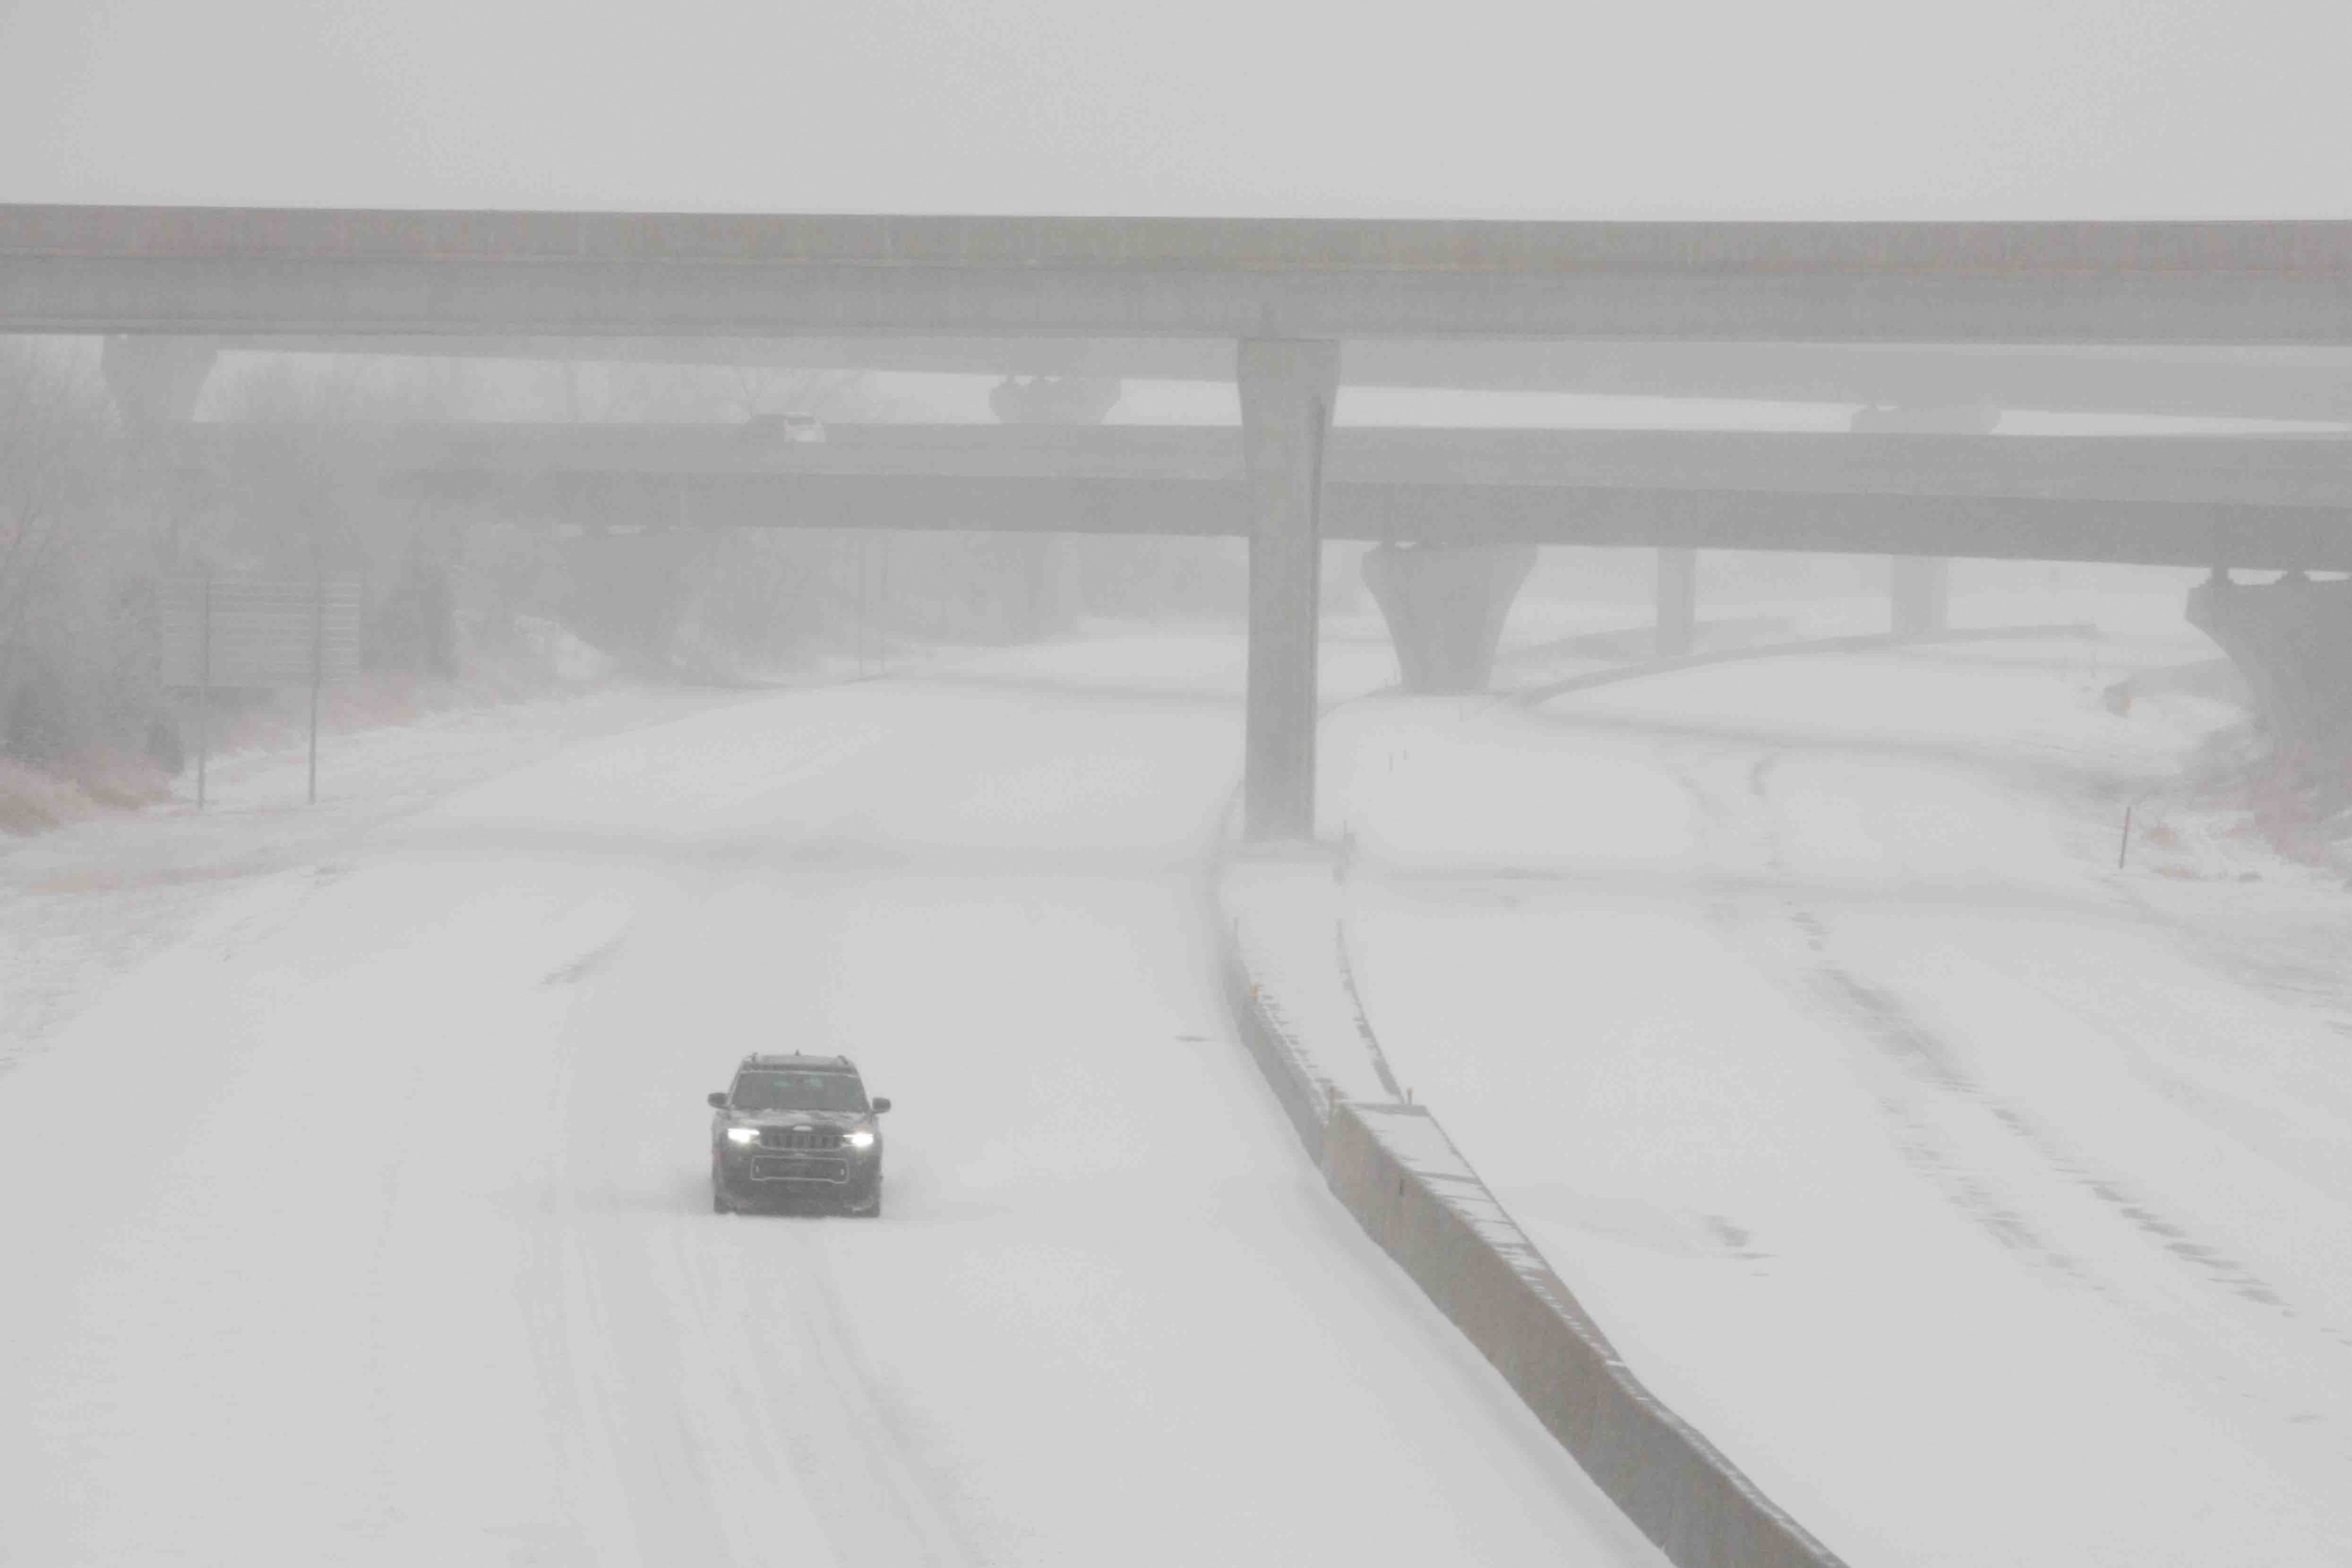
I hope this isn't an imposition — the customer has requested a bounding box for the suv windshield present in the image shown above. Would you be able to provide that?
[730,1071,868,1114]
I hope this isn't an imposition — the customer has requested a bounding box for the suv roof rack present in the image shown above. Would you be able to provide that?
[739,1052,859,1071]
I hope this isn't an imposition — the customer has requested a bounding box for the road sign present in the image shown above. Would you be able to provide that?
[162,573,362,808]
[161,575,360,690]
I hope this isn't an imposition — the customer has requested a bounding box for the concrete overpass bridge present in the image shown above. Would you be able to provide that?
[10,204,2352,834]
[180,419,2352,569]
[190,337,2352,424]
[12,207,2352,342]
[178,416,2352,747]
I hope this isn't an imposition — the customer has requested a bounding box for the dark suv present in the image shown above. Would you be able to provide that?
[708,1054,890,1216]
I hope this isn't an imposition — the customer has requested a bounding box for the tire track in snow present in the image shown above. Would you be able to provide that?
[542,932,629,987]
[1752,822,2322,1332]
[1794,925,2094,1285]
[652,1215,977,1568]
[1655,700,2352,1477]
[1662,724,2322,1324]
[712,1223,978,1568]
[541,888,975,1568]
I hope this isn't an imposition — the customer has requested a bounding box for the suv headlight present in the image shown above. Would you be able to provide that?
[846,1128,876,1149]
[724,1126,761,1145]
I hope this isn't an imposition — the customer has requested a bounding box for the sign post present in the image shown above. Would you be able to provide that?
[197,571,212,809]
[855,534,870,676]
[308,566,325,805]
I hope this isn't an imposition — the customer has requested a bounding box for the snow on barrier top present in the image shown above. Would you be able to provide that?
[1215,851,1847,1568]
[1220,857,1400,1113]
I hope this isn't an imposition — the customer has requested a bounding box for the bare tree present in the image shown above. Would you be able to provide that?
[0,342,113,663]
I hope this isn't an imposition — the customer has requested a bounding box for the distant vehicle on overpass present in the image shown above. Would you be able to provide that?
[740,411,824,444]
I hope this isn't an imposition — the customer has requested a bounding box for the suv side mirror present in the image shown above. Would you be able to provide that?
[706,1091,730,1110]
[871,1097,893,1114]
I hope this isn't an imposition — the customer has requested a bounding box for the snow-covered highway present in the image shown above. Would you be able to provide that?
[0,642,1662,1567]
[1328,616,2352,1567]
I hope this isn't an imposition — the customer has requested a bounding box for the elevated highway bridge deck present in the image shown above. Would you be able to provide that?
[182,421,2352,570]
[210,336,2352,424]
[8,206,2352,343]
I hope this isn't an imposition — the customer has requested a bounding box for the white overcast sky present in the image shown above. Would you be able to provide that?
[0,0,2344,217]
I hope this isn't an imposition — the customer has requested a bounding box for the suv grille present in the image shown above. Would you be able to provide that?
[760,1127,845,1151]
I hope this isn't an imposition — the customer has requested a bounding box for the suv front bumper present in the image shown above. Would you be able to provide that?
[716,1142,879,1202]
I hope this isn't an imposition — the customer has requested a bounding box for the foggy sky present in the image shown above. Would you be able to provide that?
[0,0,2345,218]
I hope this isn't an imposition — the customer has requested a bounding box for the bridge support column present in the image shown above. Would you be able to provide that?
[2187,569,2352,754]
[1854,403,1983,637]
[1362,542,1537,692]
[1240,339,1339,842]
[1889,555,1949,635]
[1657,547,1699,655]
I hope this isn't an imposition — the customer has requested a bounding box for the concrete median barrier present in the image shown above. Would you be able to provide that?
[1216,861,1846,1568]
